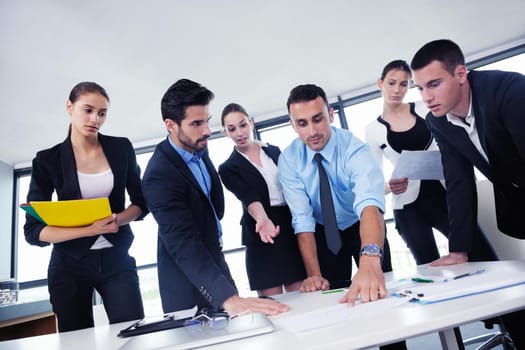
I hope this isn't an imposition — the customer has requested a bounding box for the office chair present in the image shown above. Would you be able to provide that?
[461,180,525,350]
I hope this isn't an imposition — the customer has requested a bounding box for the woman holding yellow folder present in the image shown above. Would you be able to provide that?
[24,82,148,332]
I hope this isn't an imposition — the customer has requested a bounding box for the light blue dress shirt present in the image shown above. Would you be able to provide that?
[167,136,222,242]
[278,126,385,234]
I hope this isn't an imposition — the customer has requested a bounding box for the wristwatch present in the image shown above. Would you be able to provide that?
[359,244,383,262]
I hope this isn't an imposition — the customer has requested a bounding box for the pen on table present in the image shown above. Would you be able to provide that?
[443,268,486,282]
[322,289,345,294]
[453,268,486,280]
[411,277,434,283]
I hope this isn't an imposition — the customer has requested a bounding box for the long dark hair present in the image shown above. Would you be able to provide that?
[68,81,109,103]
[221,103,250,127]
[380,60,411,81]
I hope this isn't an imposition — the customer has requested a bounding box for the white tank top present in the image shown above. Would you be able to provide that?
[77,168,115,249]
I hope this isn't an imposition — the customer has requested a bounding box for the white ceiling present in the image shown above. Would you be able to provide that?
[2,0,525,167]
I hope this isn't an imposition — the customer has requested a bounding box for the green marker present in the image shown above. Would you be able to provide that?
[411,277,434,283]
[322,288,345,294]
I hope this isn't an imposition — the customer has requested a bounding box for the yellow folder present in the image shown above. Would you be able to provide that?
[20,197,112,227]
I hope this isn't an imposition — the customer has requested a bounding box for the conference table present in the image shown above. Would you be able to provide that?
[1,260,524,350]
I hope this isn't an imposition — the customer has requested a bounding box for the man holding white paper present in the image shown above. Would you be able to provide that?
[411,39,525,349]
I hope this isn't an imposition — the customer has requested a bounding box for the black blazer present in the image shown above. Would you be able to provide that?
[141,139,237,313]
[218,144,281,246]
[24,133,148,259]
[427,69,525,244]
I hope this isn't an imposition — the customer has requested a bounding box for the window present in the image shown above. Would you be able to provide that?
[207,135,243,250]
[474,52,525,74]
[128,152,158,266]
[259,122,295,150]
[16,175,51,283]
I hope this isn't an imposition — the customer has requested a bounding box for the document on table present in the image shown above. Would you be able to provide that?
[391,150,444,180]
[391,266,525,304]
[20,197,112,227]
[272,296,406,333]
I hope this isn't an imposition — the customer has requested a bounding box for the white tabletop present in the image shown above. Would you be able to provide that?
[1,260,524,350]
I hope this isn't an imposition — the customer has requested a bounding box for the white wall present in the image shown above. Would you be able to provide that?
[0,160,13,279]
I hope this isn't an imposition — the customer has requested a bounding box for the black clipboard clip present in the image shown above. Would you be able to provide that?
[117,314,191,338]
[117,306,228,338]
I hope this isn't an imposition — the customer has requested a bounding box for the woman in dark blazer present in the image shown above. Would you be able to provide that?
[218,103,305,296]
[24,82,147,332]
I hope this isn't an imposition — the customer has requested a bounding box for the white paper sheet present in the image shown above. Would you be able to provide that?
[271,297,407,333]
[390,267,525,304]
[391,150,444,180]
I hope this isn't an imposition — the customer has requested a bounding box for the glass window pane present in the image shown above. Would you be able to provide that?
[17,175,51,282]
[331,110,342,129]
[476,53,525,74]
[128,152,157,266]
[207,136,243,250]
[259,122,296,151]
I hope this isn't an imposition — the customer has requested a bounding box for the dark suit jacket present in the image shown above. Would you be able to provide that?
[141,138,237,313]
[24,133,148,259]
[218,144,280,246]
[427,69,525,245]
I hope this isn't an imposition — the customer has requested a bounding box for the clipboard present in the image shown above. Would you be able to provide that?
[118,306,220,338]
[119,312,274,350]
[118,315,192,338]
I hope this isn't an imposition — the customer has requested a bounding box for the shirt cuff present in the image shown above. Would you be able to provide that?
[355,199,385,218]
[292,215,317,234]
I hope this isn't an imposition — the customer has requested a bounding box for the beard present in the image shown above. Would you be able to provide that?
[176,129,208,153]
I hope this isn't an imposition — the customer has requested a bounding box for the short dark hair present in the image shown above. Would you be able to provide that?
[410,39,465,75]
[380,60,411,80]
[286,84,329,112]
[161,79,214,124]
[221,103,250,127]
[68,81,109,103]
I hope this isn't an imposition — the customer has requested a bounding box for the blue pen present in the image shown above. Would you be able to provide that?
[453,268,486,280]
[444,268,486,282]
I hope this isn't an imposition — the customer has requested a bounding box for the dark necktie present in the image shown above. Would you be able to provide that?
[314,153,342,255]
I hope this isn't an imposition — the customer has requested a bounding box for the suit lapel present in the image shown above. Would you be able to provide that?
[203,151,224,218]
[59,135,82,199]
[228,143,280,183]
[435,117,492,180]
[262,144,280,164]
[230,149,262,180]
[158,140,203,194]
[469,75,492,174]
[159,141,224,218]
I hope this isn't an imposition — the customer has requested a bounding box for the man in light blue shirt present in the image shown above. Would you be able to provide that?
[278,84,395,306]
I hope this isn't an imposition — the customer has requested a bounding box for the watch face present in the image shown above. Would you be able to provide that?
[361,244,382,256]
[365,245,381,254]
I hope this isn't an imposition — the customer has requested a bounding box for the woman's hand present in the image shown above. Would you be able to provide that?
[90,213,119,235]
[255,218,280,244]
[388,177,409,194]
